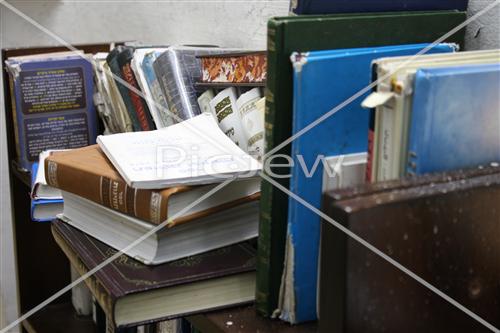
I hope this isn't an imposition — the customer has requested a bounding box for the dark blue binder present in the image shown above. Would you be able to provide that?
[291,0,469,15]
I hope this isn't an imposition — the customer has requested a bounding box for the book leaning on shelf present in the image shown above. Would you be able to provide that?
[5,51,98,171]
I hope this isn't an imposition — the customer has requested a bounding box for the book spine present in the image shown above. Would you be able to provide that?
[121,62,155,131]
[107,55,142,131]
[45,158,165,224]
[52,227,115,320]
[365,108,375,182]
[7,74,22,166]
[256,19,283,317]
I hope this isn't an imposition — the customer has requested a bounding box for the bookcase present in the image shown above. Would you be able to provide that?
[1,43,114,333]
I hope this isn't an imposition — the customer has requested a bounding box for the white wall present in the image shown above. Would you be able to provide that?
[0,0,498,331]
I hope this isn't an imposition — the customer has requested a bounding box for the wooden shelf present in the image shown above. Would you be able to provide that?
[187,305,317,333]
[22,302,96,333]
[11,160,31,188]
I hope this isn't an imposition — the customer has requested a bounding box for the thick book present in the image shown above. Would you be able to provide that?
[45,144,260,225]
[406,63,500,175]
[117,47,155,131]
[198,51,266,85]
[106,46,143,132]
[290,0,469,15]
[97,114,261,189]
[52,220,256,329]
[59,190,259,265]
[257,11,466,317]
[277,43,454,324]
[5,52,98,171]
[319,166,500,333]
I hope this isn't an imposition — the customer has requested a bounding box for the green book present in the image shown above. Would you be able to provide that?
[257,10,466,317]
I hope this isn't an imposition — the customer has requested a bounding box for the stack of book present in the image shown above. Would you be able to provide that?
[93,45,267,161]
[44,112,263,330]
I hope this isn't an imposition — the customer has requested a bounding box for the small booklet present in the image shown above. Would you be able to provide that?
[97,113,262,189]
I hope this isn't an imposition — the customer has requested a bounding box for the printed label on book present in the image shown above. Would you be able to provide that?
[20,67,86,114]
[24,113,89,161]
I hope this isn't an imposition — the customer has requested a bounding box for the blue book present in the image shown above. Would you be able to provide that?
[30,162,63,222]
[291,0,468,15]
[5,53,98,171]
[281,43,455,323]
[407,63,500,175]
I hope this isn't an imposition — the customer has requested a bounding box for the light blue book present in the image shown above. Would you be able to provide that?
[141,51,175,127]
[280,43,455,323]
[407,63,500,175]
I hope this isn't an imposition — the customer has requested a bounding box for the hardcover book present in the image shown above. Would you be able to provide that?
[131,48,174,128]
[5,52,98,171]
[290,0,469,15]
[45,144,260,225]
[406,63,500,175]
[106,46,143,131]
[257,11,466,317]
[117,47,155,131]
[52,220,256,330]
[278,43,454,324]
[198,51,267,85]
[319,166,500,333]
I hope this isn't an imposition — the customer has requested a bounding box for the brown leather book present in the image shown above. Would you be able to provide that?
[52,220,256,330]
[319,166,500,333]
[45,145,260,225]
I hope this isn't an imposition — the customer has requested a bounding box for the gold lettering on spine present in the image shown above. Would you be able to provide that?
[150,192,162,224]
[47,161,58,187]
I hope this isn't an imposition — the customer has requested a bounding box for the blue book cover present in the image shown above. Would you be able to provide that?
[407,63,500,175]
[6,54,98,171]
[30,162,63,222]
[291,0,468,15]
[282,43,455,323]
[141,51,173,127]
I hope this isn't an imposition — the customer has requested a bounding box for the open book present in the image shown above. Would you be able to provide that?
[97,113,262,189]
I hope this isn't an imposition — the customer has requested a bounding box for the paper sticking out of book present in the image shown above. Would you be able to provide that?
[97,113,262,189]
[31,149,67,200]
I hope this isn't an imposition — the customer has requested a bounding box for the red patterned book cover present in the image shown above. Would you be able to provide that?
[200,51,267,84]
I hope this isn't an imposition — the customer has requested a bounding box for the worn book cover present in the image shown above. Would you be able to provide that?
[5,53,98,171]
[52,220,256,329]
[407,63,500,176]
[117,47,155,131]
[257,10,466,317]
[106,46,143,132]
[319,166,500,332]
